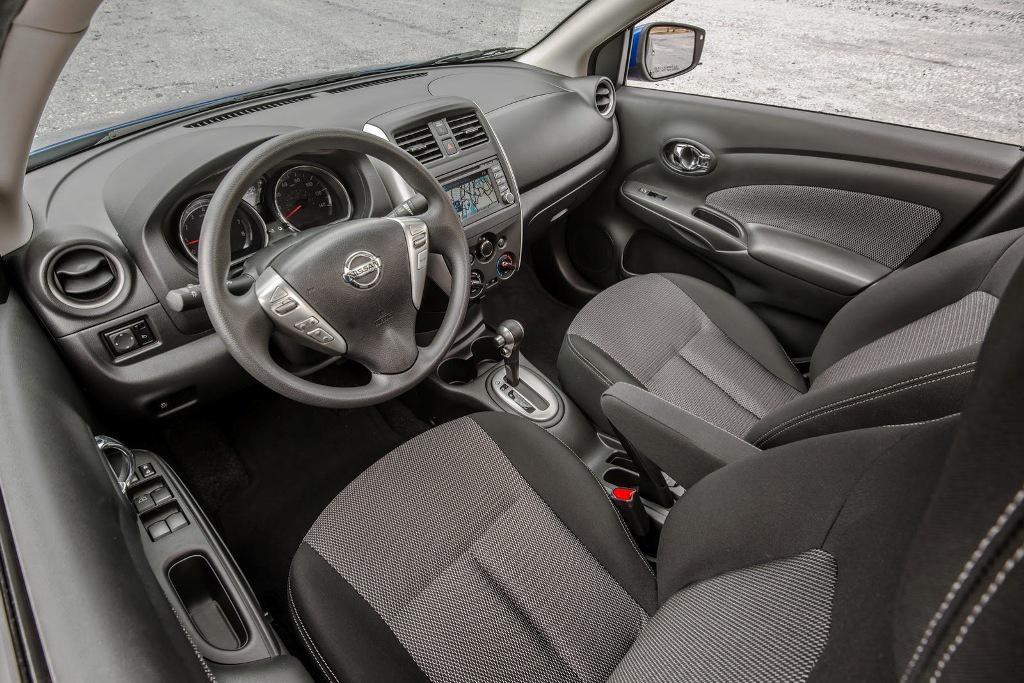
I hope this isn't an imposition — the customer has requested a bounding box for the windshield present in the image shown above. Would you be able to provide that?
[34,0,584,150]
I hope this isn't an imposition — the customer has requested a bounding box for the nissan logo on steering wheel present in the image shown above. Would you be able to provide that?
[343,250,382,289]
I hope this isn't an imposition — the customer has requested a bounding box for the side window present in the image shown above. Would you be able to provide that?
[626,0,1023,145]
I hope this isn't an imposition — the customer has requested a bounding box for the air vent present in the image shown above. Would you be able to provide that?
[449,111,488,151]
[394,124,443,164]
[595,78,615,118]
[46,245,125,309]
[325,72,427,94]
[184,94,314,128]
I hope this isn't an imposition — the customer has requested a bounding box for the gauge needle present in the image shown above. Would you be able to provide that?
[285,204,303,220]
[186,239,199,246]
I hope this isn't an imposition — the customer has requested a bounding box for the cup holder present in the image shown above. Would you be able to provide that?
[438,357,478,385]
[437,335,503,386]
[603,467,640,488]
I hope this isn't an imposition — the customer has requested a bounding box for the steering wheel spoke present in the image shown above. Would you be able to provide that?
[390,216,429,309]
[254,267,348,356]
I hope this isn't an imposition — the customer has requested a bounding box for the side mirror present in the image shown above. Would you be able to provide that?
[627,23,705,82]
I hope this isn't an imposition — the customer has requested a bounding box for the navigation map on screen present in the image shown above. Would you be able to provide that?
[444,170,498,222]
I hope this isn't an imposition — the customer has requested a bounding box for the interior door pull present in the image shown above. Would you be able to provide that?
[665,141,714,175]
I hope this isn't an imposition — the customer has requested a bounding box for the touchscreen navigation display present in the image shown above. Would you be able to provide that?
[444,170,498,222]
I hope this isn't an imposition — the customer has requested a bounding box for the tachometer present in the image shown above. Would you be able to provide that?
[273,164,352,230]
[177,194,267,264]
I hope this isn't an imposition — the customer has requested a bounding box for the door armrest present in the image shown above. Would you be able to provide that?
[600,382,760,488]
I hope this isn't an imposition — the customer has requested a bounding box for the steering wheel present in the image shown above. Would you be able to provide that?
[198,128,470,408]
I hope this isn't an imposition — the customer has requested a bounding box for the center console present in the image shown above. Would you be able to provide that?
[364,97,523,300]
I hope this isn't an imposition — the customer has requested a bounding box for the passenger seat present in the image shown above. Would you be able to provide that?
[558,228,1024,448]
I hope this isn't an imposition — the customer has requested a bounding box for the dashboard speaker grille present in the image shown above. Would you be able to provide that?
[47,245,125,309]
[395,124,443,164]
[184,94,314,128]
[449,111,488,151]
[595,78,615,118]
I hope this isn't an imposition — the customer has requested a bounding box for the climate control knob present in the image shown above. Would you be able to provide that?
[496,252,517,280]
[476,236,495,262]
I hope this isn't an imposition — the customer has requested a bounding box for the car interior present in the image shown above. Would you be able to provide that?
[0,0,1022,680]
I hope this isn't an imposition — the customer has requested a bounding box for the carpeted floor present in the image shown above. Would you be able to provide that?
[481,263,579,382]
[125,376,428,624]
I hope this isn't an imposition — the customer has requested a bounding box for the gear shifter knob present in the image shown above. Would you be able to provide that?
[494,319,525,387]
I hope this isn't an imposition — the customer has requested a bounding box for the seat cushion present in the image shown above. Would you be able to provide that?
[289,413,656,683]
[558,273,805,435]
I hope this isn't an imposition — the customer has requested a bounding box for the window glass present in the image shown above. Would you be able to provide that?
[628,0,1023,144]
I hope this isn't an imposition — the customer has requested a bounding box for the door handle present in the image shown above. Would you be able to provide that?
[663,140,714,175]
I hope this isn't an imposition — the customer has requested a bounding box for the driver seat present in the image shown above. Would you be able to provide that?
[288,262,1024,682]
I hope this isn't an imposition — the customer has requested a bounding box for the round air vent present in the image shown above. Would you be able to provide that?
[45,244,126,309]
[594,77,616,118]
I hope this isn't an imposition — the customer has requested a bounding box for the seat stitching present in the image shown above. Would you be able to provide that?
[900,485,1024,682]
[928,541,1024,681]
[566,334,613,386]
[543,429,657,582]
[754,362,976,446]
[288,575,341,683]
[757,367,975,448]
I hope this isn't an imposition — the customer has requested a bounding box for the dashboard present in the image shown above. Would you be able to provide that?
[14,62,619,417]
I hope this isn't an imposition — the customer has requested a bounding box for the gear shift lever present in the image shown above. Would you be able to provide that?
[494,319,525,387]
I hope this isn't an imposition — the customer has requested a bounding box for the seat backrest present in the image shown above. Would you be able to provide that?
[745,228,1024,448]
[613,235,1024,682]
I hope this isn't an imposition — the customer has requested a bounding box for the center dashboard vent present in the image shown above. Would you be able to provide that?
[184,94,314,128]
[46,244,125,309]
[595,78,616,118]
[449,111,488,151]
[394,124,443,164]
[324,71,427,94]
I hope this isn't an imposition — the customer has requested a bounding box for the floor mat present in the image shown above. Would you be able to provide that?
[482,264,579,381]
[128,382,428,621]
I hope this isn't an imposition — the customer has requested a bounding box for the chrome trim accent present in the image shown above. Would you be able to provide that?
[489,366,560,422]
[254,267,348,355]
[342,250,383,289]
[178,194,269,266]
[388,216,429,309]
[272,163,353,229]
[480,109,525,268]
[95,435,137,495]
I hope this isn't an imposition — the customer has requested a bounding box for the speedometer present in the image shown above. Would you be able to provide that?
[273,164,352,230]
[178,194,267,264]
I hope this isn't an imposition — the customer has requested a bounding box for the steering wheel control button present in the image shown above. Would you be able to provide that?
[147,520,172,541]
[254,268,348,356]
[294,316,319,332]
[273,297,298,315]
[391,216,429,309]
[343,251,383,290]
[133,493,155,513]
[307,328,335,344]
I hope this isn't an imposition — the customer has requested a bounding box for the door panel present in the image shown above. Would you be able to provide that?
[568,87,1024,356]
